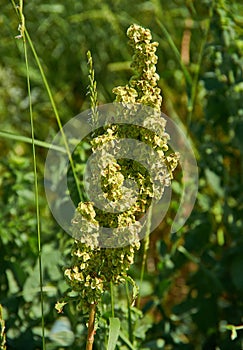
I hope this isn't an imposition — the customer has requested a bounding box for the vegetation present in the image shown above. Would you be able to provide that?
[0,0,242,349]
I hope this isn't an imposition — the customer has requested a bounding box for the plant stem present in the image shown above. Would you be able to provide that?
[110,282,115,318]
[186,0,214,129]
[155,18,192,88]
[137,205,152,309]
[18,1,46,348]
[86,303,96,350]
[11,0,83,203]
[125,282,133,345]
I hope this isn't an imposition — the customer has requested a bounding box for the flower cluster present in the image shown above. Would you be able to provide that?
[58,24,179,310]
[64,240,137,305]
[113,24,162,110]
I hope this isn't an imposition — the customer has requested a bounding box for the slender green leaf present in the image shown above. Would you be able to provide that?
[0,130,66,153]
[156,18,192,87]
[107,318,120,350]
[119,331,137,350]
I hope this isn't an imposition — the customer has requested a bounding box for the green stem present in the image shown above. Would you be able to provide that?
[20,3,46,348]
[11,0,83,202]
[155,18,192,88]
[86,303,96,350]
[227,325,243,331]
[24,29,83,202]
[125,282,133,345]
[186,0,214,128]
[110,282,115,318]
[137,205,152,309]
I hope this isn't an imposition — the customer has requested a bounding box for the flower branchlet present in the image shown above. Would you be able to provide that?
[113,24,162,110]
[64,241,137,305]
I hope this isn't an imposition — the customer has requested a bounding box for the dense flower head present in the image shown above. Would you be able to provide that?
[64,240,137,305]
[113,24,162,110]
[59,24,179,310]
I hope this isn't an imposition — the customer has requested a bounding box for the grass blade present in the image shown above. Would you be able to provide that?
[16,1,46,348]
[155,18,192,88]
[11,0,83,202]
[119,331,137,350]
[0,130,66,153]
[24,29,83,202]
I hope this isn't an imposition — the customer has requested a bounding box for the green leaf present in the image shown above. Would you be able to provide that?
[205,169,224,197]
[107,317,120,350]
[125,275,139,305]
[49,317,74,346]
[6,269,20,294]
[119,331,137,350]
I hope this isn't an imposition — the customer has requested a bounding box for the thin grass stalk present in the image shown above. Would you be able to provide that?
[18,1,46,348]
[155,18,192,88]
[11,0,83,202]
[24,29,83,202]
[186,0,214,129]
[85,51,100,350]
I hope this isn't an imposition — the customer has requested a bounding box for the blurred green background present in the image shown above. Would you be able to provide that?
[0,0,243,349]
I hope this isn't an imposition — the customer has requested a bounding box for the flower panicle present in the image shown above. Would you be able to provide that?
[113,24,162,110]
[59,24,179,311]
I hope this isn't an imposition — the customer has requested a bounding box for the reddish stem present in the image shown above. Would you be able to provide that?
[86,303,96,350]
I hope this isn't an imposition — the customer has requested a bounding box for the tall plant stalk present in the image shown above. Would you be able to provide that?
[11,0,83,203]
[85,51,99,350]
[57,25,179,350]
[86,303,96,350]
[13,0,46,348]
[186,0,214,129]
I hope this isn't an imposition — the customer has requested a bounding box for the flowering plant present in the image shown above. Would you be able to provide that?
[56,24,179,349]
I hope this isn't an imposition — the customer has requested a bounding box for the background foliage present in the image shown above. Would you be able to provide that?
[0,0,242,349]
